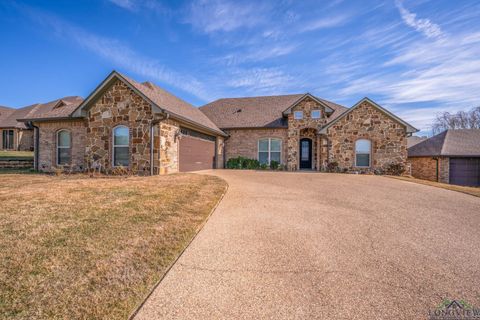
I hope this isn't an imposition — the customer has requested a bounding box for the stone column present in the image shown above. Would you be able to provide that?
[287,129,298,171]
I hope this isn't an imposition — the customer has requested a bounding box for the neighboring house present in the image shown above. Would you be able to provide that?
[201,94,417,172]
[0,104,36,151]
[19,71,226,174]
[1,98,83,152]
[407,135,427,148]
[408,129,480,186]
[19,70,418,175]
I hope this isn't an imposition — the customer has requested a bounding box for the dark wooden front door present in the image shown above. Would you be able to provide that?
[299,138,312,169]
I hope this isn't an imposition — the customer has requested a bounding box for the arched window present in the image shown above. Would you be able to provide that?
[355,139,371,167]
[56,130,71,165]
[113,126,129,167]
[258,138,282,164]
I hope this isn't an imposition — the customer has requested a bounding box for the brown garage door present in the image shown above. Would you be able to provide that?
[449,157,480,186]
[179,130,216,172]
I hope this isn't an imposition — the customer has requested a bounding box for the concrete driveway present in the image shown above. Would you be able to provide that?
[135,171,480,319]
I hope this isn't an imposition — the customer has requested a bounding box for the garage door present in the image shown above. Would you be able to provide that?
[179,128,216,172]
[449,158,480,186]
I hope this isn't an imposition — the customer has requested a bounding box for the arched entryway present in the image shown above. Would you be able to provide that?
[299,138,312,169]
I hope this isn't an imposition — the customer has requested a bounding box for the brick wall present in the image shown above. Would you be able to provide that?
[409,156,438,181]
[326,101,407,172]
[35,120,86,172]
[223,128,288,164]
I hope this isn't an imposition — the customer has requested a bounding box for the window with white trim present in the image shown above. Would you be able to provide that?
[294,111,303,120]
[355,139,371,167]
[56,130,71,165]
[258,138,281,164]
[311,110,321,119]
[113,126,129,167]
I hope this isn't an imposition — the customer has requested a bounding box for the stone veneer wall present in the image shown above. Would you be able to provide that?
[159,119,180,174]
[223,128,288,164]
[438,157,449,183]
[326,101,407,172]
[287,97,328,170]
[85,80,159,175]
[35,120,86,172]
[216,136,225,169]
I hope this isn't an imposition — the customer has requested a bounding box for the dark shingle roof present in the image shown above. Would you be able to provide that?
[19,96,84,121]
[408,129,480,157]
[199,94,348,129]
[407,136,427,148]
[0,103,41,129]
[120,74,223,135]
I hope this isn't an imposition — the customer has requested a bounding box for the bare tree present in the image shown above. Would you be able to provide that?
[432,106,480,134]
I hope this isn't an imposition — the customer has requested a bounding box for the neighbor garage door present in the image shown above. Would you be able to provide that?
[179,128,216,172]
[449,158,480,186]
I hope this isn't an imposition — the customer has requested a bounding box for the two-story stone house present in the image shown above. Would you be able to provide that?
[20,70,417,174]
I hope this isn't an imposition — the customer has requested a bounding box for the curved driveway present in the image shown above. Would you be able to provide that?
[135,171,480,319]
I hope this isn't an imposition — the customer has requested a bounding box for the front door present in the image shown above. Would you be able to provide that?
[299,138,312,169]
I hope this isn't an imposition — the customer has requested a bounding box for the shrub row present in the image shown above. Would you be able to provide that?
[226,157,283,170]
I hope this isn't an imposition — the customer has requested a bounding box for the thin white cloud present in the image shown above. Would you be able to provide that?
[108,0,136,11]
[185,0,264,33]
[395,0,443,39]
[26,8,211,101]
[226,68,296,94]
[300,14,349,32]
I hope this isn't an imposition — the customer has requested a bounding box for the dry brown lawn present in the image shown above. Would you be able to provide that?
[0,173,227,319]
[387,175,480,197]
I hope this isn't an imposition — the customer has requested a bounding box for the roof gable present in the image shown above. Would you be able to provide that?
[282,93,334,115]
[72,71,225,136]
[319,97,418,134]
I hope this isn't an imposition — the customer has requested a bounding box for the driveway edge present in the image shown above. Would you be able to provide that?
[127,178,229,320]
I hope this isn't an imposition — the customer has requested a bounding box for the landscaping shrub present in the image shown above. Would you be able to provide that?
[270,160,279,170]
[226,157,260,169]
[326,161,339,172]
[385,162,405,176]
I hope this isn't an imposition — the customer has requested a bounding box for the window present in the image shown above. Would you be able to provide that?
[294,111,303,120]
[2,130,14,150]
[56,130,71,165]
[258,138,281,164]
[311,110,321,119]
[113,126,129,167]
[355,139,371,167]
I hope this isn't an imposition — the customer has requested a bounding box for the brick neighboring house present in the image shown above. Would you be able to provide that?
[0,104,36,151]
[201,94,417,172]
[20,71,226,174]
[408,129,480,186]
[19,70,418,175]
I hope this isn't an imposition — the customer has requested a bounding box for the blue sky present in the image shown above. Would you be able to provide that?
[1,0,479,135]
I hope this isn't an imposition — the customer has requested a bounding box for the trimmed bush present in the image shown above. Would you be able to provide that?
[270,160,279,170]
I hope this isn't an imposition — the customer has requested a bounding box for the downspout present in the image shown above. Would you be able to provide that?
[30,122,40,171]
[150,112,169,176]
